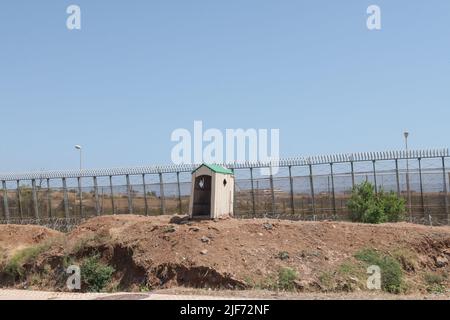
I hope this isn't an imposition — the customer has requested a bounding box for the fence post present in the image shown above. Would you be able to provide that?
[31,179,39,220]
[406,154,412,222]
[77,177,83,218]
[232,168,237,216]
[109,176,115,215]
[442,157,449,225]
[176,172,182,215]
[418,158,425,217]
[330,163,336,219]
[395,159,401,197]
[62,178,70,219]
[372,160,378,194]
[288,166,295,215]
[159,173,166,215]
[93,176,100,216]
[143,174,149,216]
[309,164,316,216]
[16,180,23,219]
[46,179,52,218]
[126,174,133,214]
[250,168,256,216]
[350,161,355,189]
[2,181,9,223]
[269,166,275,214]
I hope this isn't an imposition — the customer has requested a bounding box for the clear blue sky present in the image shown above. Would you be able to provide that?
[1,1,449,172]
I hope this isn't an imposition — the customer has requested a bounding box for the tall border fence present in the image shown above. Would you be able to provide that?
[1,148,449,230]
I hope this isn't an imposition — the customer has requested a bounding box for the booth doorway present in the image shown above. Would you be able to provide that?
[192,175,212,217]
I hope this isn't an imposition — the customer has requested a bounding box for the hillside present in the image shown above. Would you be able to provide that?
[0,215,449,296]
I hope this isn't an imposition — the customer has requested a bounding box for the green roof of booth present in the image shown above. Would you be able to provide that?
[192,164,234,175]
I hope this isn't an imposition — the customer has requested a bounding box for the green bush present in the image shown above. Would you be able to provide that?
[380,191,406,222]
[81,254,115,292]
[277,267,297,291]
[354,248,404,294]
[348,182,405,224]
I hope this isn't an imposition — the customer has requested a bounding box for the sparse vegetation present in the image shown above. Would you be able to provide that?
[277,267,297,291]
[392,248,418,272]
[71,233,111,255]
[354,248,405,294]
[338,261,360,276]
[80,254,115,292]
[318,271,334,291]
[277,251,290,260]
[348,182,406,224]
[245,267,298,291]
[3,243,51,279]
[0,248,7,269]
[424,273,447,294]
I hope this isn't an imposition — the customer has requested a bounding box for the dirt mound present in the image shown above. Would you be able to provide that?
[1,216,449,294]
[0,224,62,253]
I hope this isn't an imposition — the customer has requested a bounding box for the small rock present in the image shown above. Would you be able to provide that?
[349,277,359,284]
[201,236,211,243]
[293,280,308,291]
[435,256,448,268]
[258,233,264,236]
[263,223,273,230]
[200,249,208,255]
[163,225,176,233]
[189,227,200,232]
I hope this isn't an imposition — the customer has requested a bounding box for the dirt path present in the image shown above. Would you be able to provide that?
[0,288,448,300]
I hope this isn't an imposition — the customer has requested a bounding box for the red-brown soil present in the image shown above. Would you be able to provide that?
[0,215,449,295]
[0,225,62,254]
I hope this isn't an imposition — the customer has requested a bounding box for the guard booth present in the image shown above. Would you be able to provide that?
[189,164,235,219]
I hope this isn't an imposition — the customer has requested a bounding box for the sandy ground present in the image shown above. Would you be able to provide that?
[0,288,448,300]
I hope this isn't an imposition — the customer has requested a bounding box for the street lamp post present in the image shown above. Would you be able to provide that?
[75,145,82,171]
[404,132,412,222]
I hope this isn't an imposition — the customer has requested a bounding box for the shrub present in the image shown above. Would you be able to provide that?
[380,191,406,222]
[354,248,404,294]
[348,182,405,224]
[277,267,297,291]
[80,254,115,292]
[277,251,290,260]
[424,273,447,294]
